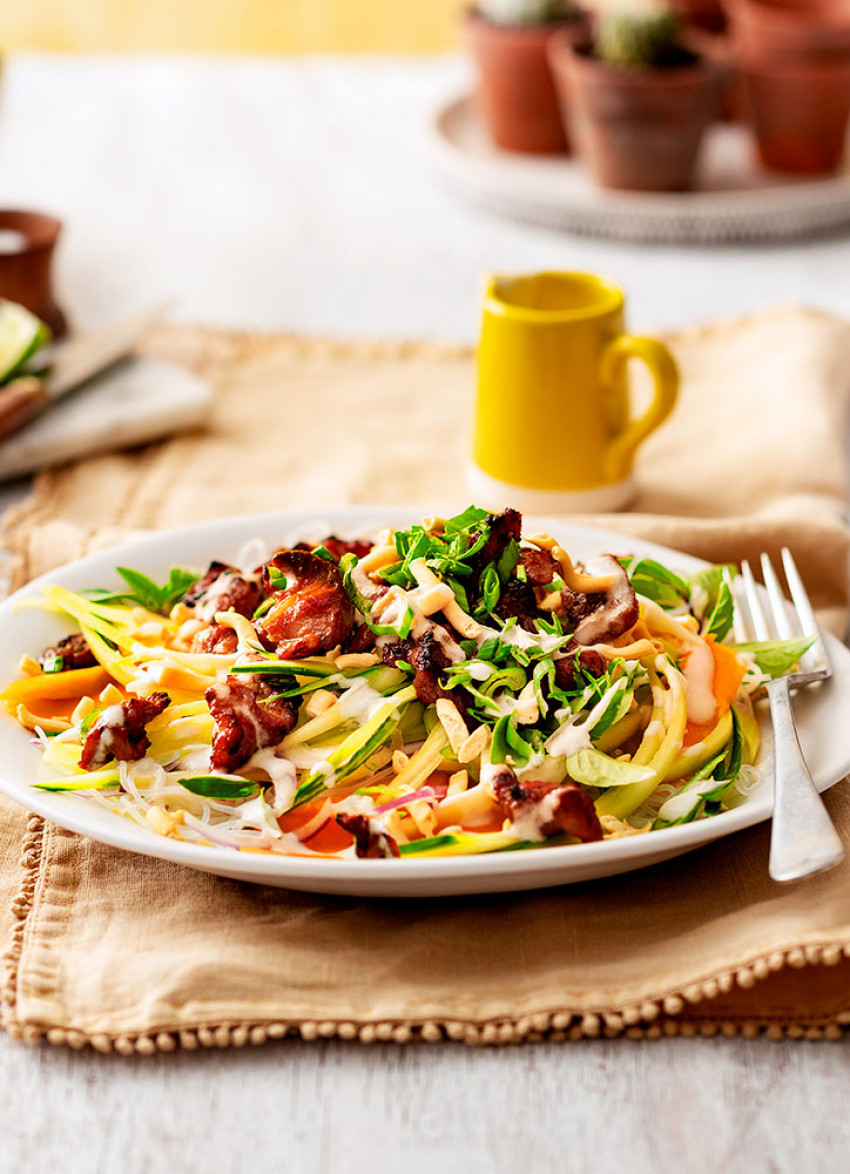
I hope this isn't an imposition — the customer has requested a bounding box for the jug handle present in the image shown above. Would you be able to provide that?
[599,335,679,484]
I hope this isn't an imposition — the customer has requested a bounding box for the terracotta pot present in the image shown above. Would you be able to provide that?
[669,0,728,34]
[549,34,720,191]
[464,10,588,154]
[742,56,850,172]
[688,29,746,119]
[724,0,850,59]
[0,211,66,339]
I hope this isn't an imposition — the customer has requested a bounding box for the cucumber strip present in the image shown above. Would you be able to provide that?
[398,832,537,857]
[35,770,120,791]
[290,686,417,809]
[230,658,336,679]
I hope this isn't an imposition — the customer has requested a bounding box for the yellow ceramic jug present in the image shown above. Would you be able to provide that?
[470,272,679,512]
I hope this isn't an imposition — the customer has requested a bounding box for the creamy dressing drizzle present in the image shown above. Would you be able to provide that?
[335,676,388,724]
[682,639,716,724]
[545,719,593,759]
[242,747,298,815]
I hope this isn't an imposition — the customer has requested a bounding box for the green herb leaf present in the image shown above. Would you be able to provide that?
[692,564,736,615]
[731,636,815,679]
[704,578,734,642]
[628,559,691,610]
[87,565,199,614]
[491,713,533,767]
[496,539,520,583]
[339,553,374,617]
[267,566,289,591]
[178,774,261,800]
[481,564,501,612]
[115,566,167,611]
[447,577,470,612]
[443,505,489,535]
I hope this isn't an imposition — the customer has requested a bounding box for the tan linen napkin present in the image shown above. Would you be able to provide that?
[3,306,850,1052]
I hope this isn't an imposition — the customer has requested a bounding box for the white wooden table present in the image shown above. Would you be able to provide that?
[1,52,849,1174]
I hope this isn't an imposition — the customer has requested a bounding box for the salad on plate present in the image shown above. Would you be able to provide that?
[0,507,812,861]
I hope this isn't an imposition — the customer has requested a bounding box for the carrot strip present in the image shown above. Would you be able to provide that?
[682,639,746,748]
[0,665,111,705]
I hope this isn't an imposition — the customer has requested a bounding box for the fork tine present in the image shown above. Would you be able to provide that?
[740,559,772,641]
[760,553,795,641]
[781,547,832,674]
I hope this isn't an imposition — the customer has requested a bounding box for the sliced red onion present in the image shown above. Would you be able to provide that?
[374,784,445,815]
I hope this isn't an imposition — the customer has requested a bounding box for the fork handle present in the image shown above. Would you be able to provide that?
[767,676,845,882]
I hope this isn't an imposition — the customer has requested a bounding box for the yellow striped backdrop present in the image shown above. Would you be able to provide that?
[3,1,463,52]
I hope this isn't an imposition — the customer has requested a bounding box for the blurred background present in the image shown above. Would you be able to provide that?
[1,0,849,345]
[2,2,460,52]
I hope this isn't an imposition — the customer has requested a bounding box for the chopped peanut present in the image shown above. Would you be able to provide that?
[447,770,469,796]
[15,704,71,733]
[410,581,455,617]
[17,655,43,678]
[458,724,490,765]
[435,698,468,757]
[435,784,499,830]
[357,544,398,574]
[304,688,338,718]
[384,809,411,844]
[407,799,437,838]
[170,603,196,625]
[71,696,97,725]
[334,652,379,670]
[145,806,185,836]
[392,749,410,774]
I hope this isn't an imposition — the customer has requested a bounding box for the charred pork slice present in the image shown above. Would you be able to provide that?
[552,644,607,692]
[190,624,239,655]
[255,549,354,660]
[39,632,97,672]
[336,813,400,858]
[494,578,539,632]
[561,556,638,646]
[382,628,468,715]
[488,763,603,843]
[296,537,374,564]
[470,509,522,578]
[205,677,297,773]
[80,693,171,770]
[518,548,560,587]
[181,561,262,622]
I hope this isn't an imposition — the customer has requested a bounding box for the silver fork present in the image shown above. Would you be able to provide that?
[737,549,844,882]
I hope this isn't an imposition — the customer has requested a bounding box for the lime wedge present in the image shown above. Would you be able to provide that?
[0,300,50,385]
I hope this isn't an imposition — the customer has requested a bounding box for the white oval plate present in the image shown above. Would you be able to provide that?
[0,509,848,897]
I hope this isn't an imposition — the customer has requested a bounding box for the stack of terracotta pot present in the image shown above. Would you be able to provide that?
[725,0,850,173]
[464,0,850,188]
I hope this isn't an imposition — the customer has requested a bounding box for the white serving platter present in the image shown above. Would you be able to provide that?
[0,508,848,897]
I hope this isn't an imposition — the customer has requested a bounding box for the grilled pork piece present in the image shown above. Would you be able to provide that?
[39,632,97,672]
[337,813,401,858]
[255,550,354,659]
[205,677,297,772]
[190,624,239,655]
[181,561,262,623]
[561,556,638,646]
[487,763,603,843]
[79,693,171,770]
